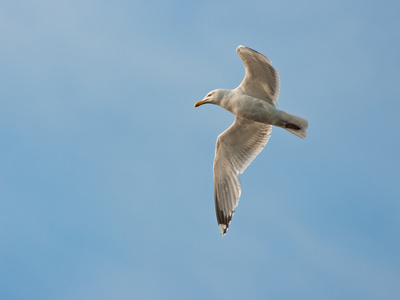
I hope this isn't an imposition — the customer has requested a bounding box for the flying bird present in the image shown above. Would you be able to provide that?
[194,45,308,236]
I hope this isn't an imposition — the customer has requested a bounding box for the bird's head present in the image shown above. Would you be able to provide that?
[194,89,226,107]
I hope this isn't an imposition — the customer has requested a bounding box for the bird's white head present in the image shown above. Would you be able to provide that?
[194,89,228,107]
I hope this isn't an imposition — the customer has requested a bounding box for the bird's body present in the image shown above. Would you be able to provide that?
[213,89,279,123]
[194,45,308,236]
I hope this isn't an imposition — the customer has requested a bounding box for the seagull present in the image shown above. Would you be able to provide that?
[194,45,308,236]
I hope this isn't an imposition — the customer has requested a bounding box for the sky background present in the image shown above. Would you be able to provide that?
[1,0,400,299]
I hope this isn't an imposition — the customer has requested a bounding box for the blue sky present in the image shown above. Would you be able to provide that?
[1,0,399,299]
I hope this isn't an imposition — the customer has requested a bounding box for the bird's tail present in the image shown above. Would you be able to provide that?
[280,111,308,139]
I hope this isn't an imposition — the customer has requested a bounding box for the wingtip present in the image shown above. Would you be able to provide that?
[236,45,245,52]
[236,45,272,64]
[218,224,228,236]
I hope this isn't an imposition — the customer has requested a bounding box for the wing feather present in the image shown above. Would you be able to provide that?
[213,117,272,235]
[236,45,280,106]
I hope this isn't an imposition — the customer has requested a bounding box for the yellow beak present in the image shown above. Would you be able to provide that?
[194,99,207,107]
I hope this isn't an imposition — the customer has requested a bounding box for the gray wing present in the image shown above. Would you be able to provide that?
[236,45,280,106]
[213,117,272,235]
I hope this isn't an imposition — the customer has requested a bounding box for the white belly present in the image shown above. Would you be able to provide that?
[226,94,282,125]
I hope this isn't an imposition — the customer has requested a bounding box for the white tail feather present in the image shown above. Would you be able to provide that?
[280,112,308,139]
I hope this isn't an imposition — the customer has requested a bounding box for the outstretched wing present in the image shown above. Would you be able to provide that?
[236,45,280,106]
[213,117,272,235]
